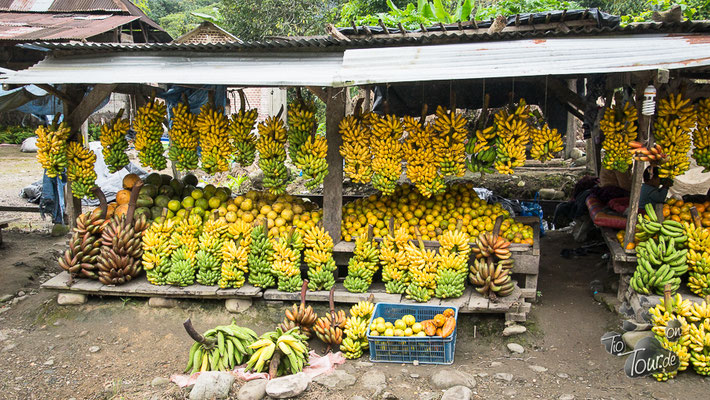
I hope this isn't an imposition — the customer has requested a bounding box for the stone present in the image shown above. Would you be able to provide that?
[538,188,558,200]
[237,379,267,400]
[313,370,356,389]
[418,392,439,400]
[57,293,87,305]
[360,370,387,395]
[79,331,88,337]
[355,361,373,368]
[43,359,54,366]
[148,297,178,308]
[410,373,420,379]
[430,369,476,390]
[622,331,654,350]
[248,169,264,184]
[529,365,548,373]
[150,377,170,387]
[265,372,310,399]
[441,386,472,400]
[17,291,25,297]
[381,392,398,400]
[503,389,517,396]
[11,296,27,305]
[559,395,575,400]
[188,371,235,400]
[490,361,502,367]
[0,294,12,303]
[351,397,368,400]
[225,298,252,313]
[494,373,513,382]
[89,346,100,353]
[2,343,16,352]
[557,373,569,379]
[570,148,584,160]
[517,180,526,187]
[503,325,527,336]
[507,343,525,354]
[572,156,587,167]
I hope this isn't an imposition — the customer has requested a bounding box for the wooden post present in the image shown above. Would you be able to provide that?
[323,87,346,244]
[565,79,577,159]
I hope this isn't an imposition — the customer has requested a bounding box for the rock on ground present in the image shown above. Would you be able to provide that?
[359,370,387,394]
[188,371,235,400]
[507,343,525,354]
[225,298,252,313]
[313,369,356,389]
[441,385,472,400]
[57,293,86,305]
[265,372,310,399]
[430,369,477,389]
[529,365,548,373]
[494,372,513,382]
[150,377,170,387]
[622,331,654,350]
[559,395,575,400]
[237,378,267,400]
[503,325,527,336]
[148,297,178,308]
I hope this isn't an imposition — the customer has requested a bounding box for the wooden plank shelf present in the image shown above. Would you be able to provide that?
[601,228,638,302]
[263,282,401,304]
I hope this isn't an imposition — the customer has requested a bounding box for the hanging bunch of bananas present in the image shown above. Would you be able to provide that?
[245,327,310,376]
[343,234,380,293]
[403,116,446,198]
[314,289,347,348]
[628,141,666,163]
[166,210,202,286]
[228,107,259,167]
[685,219,710,297]
[58,206,108,280]
[469,230,515,298]
[36,120,71,177]
[648,292,692,381]
[197,102,231,174]
[693,98,710,171]
[184,321,257,373]
[97,185,150,285]
[655,93,696,179]
[339,114,373,183]
[493,100,531,174]
[433,106,467,177]
[370,114,404,195]
[341,300,374,359]
[434,229,470,299]
[287,101,315,161]
[530,123,563,162]
[66,141,97,199]
[257,115,289,194]
[294,134,328,190]
[271,230,304,292]
[195,214,228,286]
[381,226,411,294]
[303,225,337,291]
[247,224,276,288]
[466,123,497,175]
[134,98,167,170]
[688,300,710,376]
[404,239,438,302]
[100,110,130,173]
[599,101,638,172]
[142,214,176,285]
[280,281,317,338]
[167,101,199,171]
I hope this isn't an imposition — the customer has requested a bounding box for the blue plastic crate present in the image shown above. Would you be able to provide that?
[366,302,458,365]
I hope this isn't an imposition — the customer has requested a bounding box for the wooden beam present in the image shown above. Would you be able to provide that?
[36,84,75,108]
[65,84,117,138]
[565,79,578,159]
[306,86,327,103]
[548,78,586,111]
[323,87,346,245]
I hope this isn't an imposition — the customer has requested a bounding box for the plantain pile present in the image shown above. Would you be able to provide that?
[600,101,637,173]
[380,226,411,294]
[433,106,467,177]
[197,102,231,174]
[434,229,470,299]
[655,93,696,179]
[36,120,71,177]
[167,102,199,171]
[280,281,317,338]
[339,114,373,183]
[686,218,710,297]
[142,214,176,285]
[246,327,310,376]
[630,204,687,295]
[219,221,252,289]
[403,116,445,198]
[530,123,563,162]
[66,141,97,199]
[97,185,149,285]
[648,292,692,381]
[257,116,289,194]
[693,98,710,172]
[165,210,202,286]
[370,114,404,195]
[271,230,304,292]
[100,110,130,173]
[493,100,531,175]
[184,321,257,373]
[314,288,347,348]
[404,239,438,302]
[134,98,167,170]
[247,224,276,288]
[341,300,374,359]
[59,196,108,280]
[343,234,380,293]
[195,214,228,286]
[303,225,336,291]
[470,230,515,298]
[228,107,259,167]
[688,299,710,376]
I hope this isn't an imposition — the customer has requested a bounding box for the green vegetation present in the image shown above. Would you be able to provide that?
[143,0,221,39]
[0,125,35,144]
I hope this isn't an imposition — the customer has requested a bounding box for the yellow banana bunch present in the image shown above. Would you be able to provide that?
[343,235,380,293]
[381,226,411,294]
[226,220,253,246]
[433,106,467,177]
[197,102,231,174]
[435,228,470,299]
[349,300,374,319]
[195,215,227,286]
[404,242,438,302]
[689,320,710,376]
[685,222,710,296]
[370,114,404,195]
[693,98,710,171]
[339,115,373,183]
[341,301,373,359]
[530,123,563,162]
[403,116,446,198]
[438,228,471,257]
[648,293,693,380]
[655,93,695,178]
[493,100,531,174]
[167,102,198,171]
[229,108,258,167]
[246,328,309,376]
[288,102,316,161]
[219,238,249,288]
[100,110,130,173]
[271,230,304,292]
[257,116,289,194]
[36,121,71,177]
[134,98,167,170]
[66,141,97,199]
[600,102,637,173]
[303,225,336,291]
[143,217,176,285]
[294,134,328,190]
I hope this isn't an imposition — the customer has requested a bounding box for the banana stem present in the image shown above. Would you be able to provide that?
[183,319,216,349]
[299,279,308,310]
[238,89,246,112]
[268,351,281,379]
[354,97,364,118]
[92,186,108,219]
[492,216,504,239]
[125,181,143,226]
[664,284,673,314]
[329,286,336,320]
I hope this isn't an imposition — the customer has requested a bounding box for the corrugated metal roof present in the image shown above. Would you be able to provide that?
[0,12,138,41]
[0,0,124,12]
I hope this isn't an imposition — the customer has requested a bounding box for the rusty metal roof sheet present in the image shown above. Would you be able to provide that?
[0,12,138,41]
[0,0,125,12]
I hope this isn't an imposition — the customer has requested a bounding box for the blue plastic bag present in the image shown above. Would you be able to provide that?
[521,193,545,236]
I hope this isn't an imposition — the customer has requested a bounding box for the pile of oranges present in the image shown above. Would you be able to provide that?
[663,198,710,226]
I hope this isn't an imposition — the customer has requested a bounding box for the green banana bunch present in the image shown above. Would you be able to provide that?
[100,109,130,173]
[247,225,276,288]
[185,321,257,373]
[304,225,337,291]
[434,268,465,298]
[344,235,380,293]
[245,328,310,376]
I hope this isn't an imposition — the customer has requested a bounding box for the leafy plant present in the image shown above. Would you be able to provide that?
[475,0,582,21]
[226,173,248,192]
[618,0,710,24]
